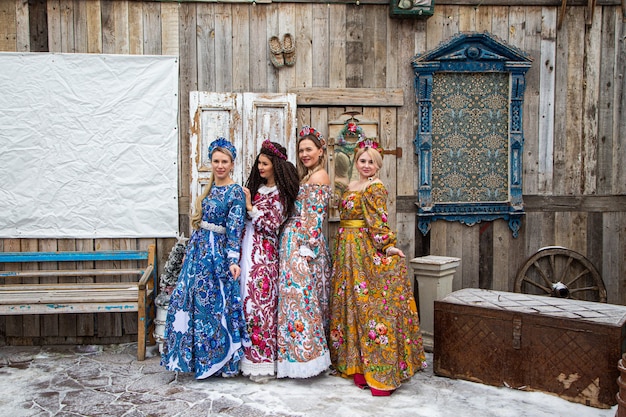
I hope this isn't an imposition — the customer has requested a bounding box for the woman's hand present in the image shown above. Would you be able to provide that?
[386,246,406,258]
[230,264,241,280]
[243,187,253,212]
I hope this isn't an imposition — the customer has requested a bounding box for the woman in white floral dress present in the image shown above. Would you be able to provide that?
[276,126,333,379]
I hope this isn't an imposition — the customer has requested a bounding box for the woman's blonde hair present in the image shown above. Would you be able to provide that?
[355,146,383,178]
[190,147,234,230]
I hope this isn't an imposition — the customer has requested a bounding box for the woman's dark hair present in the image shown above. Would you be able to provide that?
[245,141,300,217]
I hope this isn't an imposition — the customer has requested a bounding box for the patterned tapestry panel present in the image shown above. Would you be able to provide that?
[431,72,509,203]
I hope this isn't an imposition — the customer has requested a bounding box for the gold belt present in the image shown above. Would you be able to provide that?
[339,219,366,228]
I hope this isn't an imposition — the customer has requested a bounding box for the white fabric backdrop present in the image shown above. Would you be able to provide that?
[0,52,179,238]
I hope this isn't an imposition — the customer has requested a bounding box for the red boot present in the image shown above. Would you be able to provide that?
[370,387,395,397]
[353,373,368,389]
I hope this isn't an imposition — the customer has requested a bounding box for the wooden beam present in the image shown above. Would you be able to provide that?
[432,0,617,4]
[523,195,626,212]
[289,88,404,106]
[162,0,623,6]
[396,195,626,213]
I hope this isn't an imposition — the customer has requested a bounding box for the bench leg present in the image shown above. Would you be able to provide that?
[137,289,147,361]
[137,314,146,361]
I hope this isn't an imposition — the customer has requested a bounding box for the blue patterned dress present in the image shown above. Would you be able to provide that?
[161,183,248,379]
[276,184,332,378]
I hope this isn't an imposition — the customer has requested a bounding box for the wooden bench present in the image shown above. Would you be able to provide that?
[0,244,157,360]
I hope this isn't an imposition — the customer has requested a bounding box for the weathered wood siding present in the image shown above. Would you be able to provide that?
[0,0,624,344]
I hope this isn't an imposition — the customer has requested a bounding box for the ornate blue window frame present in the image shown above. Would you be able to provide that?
[411,32,532,238]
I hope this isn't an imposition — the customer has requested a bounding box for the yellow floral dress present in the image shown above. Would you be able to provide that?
[329,182,426,391]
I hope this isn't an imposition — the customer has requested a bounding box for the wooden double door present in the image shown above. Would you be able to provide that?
[189,92,297,214]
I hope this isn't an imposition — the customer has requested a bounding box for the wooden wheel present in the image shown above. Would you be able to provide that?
[514,246,607,303]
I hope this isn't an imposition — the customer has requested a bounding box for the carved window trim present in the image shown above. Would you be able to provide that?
[412,32,532,238]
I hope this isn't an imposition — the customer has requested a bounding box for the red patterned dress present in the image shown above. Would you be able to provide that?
[329,182,426,391]
[239,185,285,378]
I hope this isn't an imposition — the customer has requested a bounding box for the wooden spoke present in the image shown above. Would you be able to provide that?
[564,268,591,288]
[557,256,574,283]
[521,276,552,293]
[569,286,600,295]
[532,260,555,289]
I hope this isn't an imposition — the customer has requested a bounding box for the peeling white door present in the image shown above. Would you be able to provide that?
[189,92,296,214]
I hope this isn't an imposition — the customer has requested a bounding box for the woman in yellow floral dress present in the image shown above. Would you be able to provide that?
[329,138,426,396]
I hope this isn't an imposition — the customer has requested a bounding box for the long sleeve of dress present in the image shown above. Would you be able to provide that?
[297,184,330,260]
[249,191,285,235]
[226,186,246,266]
[361,182,397,253]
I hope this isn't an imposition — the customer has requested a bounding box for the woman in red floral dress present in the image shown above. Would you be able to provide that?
[239,140,299,382]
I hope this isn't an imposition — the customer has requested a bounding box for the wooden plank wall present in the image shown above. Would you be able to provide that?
[0,0,624,344]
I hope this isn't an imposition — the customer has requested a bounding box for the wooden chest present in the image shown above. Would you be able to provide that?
[434,288,626,409]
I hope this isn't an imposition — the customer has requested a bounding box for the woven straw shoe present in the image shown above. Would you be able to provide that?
[269,35,284,68]
[282,33,296,66]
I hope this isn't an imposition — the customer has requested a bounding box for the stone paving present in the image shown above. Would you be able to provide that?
[0,343,618,417]
[0,344,278,417]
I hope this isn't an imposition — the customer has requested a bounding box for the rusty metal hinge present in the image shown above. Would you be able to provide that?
[382,147,403,157]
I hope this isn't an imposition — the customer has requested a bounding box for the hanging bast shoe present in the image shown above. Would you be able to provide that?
[269,35,285,68]
[282,33,296,66]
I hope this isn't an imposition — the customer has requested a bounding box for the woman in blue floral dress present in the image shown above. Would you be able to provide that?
[161,138,248,379]
[276,126,333,378]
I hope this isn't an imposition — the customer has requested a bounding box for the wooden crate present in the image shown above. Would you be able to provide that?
[434,288,626,409]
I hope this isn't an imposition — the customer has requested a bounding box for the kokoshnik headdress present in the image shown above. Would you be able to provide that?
[208,137,237,160]
[298,125,326,149]
[261,139,288,160]
[356,136,384,156]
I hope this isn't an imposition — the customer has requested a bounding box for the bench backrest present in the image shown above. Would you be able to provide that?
[0,245,156,284]
[0,249,152,263]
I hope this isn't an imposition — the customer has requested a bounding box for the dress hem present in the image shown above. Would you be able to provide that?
[241,359,276,377]
[276,351,331,379]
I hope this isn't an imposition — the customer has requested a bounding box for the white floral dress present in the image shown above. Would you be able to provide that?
[276,183,332,378]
